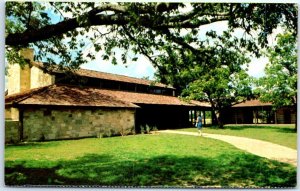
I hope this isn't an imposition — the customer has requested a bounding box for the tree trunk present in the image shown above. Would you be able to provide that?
[216,111,224,129]
[211,106,224,129]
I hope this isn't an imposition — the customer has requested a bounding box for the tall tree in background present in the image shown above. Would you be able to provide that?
[256,32,297,130]
[155,31,253,128]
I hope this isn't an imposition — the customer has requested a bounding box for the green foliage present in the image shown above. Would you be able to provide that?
[97,128,113,138]
[5,2,297,75]
[145,124,151,134]
[255,32,297,109]
[5,134,296,187]
[152,126,158,132]
[140,124,158,134]
[156,31,254,127]
[119,125,133,137]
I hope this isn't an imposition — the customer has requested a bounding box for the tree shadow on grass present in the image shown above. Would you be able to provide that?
[5,153,296,188]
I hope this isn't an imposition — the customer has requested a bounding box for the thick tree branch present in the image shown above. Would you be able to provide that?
[6,3,229,46]
[6,13,127,46]
[169,8,229,23]
[157,16,230,29]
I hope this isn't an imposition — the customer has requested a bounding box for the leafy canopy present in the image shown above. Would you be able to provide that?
[5,2,297,71]
[256,32,297,108]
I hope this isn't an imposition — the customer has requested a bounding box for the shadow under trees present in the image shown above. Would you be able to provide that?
[5,153,296,188]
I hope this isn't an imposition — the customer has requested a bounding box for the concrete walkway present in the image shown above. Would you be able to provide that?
[159,130,297,167]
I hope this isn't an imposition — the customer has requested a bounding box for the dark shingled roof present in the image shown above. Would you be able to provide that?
[233,100,272,107]
[98,89,211,107]
[5,85,139,108]
[5,85,210,108]
[31,62,174,89]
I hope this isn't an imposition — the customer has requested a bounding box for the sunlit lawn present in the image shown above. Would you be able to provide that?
[178,125,297,149]
[5,134,296,188]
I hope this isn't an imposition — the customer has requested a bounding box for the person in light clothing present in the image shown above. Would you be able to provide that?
[195,113,203,136]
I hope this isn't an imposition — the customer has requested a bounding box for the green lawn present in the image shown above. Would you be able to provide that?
[178,125,297,149]
[5,134,296,187]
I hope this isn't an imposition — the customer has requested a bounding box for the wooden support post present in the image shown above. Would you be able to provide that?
[19,108,24,142]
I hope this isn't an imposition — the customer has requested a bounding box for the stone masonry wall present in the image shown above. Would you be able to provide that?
[23,107,135,141]
[5,120,20,143]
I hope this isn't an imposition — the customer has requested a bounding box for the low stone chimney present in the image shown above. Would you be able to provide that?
[19,48,34,63]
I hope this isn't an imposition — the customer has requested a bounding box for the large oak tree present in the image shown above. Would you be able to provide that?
[6,2,297,68]
[6,2,297,128]
[255,32,297,130]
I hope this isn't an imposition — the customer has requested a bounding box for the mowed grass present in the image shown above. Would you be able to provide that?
[5,134,296,188]
[178,125,297,149]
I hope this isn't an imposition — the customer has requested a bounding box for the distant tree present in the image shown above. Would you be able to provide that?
[255,32,297,130]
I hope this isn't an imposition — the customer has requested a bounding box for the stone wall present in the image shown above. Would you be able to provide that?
[5,120,20,143]
[22,107,136,141]
[30,65,55,89]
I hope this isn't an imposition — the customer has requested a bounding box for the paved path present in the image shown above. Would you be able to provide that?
[159,130,297,167]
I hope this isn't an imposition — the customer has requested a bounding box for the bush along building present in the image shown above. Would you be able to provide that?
[5,49,210,143]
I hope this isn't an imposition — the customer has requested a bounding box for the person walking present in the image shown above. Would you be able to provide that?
[195,113,203,136]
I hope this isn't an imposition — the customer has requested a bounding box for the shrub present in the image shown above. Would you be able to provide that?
[145,124,151,134]
[106,130,112,137]
[152,126,158,132]
[97,128,113,138]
